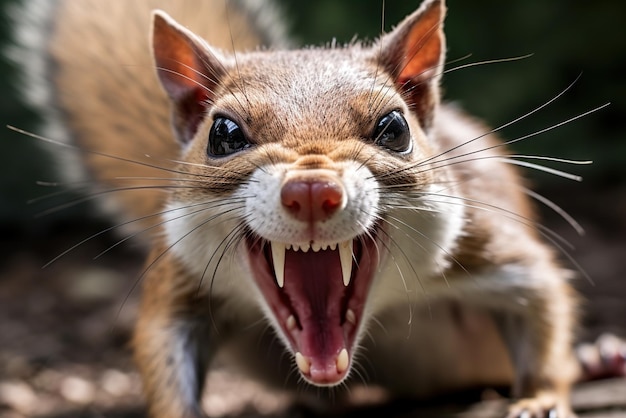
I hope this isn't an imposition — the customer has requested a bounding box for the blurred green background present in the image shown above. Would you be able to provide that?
[0,0,624,235]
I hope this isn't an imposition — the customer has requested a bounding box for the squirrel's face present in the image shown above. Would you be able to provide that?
[153,0,463,386]
[183,48,437,243]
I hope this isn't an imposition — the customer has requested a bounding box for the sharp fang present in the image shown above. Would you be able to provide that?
[295,352,311,374]
[346,309,356,325]
[339,240,353,287]
[271,242,286,288]
[336,348,349,374]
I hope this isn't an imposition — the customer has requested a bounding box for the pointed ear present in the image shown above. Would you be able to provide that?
[152,10,226,144]
[377,0,446,131]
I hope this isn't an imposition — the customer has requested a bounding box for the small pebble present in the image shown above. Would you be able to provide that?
[101,369,132,397]
[59,375,95,404]
[0,380,37,414]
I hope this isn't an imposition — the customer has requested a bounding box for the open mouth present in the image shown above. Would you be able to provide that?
[246,228,381,386]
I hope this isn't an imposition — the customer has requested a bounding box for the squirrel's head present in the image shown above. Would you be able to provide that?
[151,0,461,387]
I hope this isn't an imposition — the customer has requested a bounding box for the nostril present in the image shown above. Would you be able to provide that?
[285,201,301,212]
[281,179,344,223]
[313,182,343,217]
[322,199,339,213]
[281,181,311,221]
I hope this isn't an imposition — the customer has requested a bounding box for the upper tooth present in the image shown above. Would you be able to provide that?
[339,240,353,287]
[271,242,286,288]
[273,240,353,287]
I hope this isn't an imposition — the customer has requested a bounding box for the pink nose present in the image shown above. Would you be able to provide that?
[280,180,344,223]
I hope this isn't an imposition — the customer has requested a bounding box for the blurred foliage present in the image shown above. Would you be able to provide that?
[280,0,625,184]
[0,0,624,228]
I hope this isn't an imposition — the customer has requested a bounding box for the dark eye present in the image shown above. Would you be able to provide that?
[208,117,250,157]
[372,111,412,154]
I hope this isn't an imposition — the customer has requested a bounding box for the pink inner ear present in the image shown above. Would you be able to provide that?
[153,13,209,101]
[152,11,221,143]
[398,30,442,83]
[396,2,444,83]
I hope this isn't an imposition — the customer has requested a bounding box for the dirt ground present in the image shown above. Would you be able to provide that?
[0,183,625,418]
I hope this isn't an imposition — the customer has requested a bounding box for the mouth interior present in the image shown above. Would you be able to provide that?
[246,233,379,386]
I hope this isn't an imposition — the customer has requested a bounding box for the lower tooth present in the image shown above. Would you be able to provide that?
[336,348,349,374]
[286,315,297,331]
[346,309,356,325]
[295,352,311,374]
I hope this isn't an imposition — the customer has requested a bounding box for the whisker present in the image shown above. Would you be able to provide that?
[369,52,531,123]
[463,103,609,163]
[442,53,534,75]
[385,192,593,284]
[224,1,252,110]
[375,148,588,236]
[520,186,585,236]
[161,50,252,121]
[6,125,234,181]
[154,66,218,97]
[204,221,248,333]
[444,52,474,67]
[368,19,443,120]
[374,103,608,187]
[366,0,387,111]
[495,157,584,182]
[41,198,242,268]
[370,74,592,182]
[392,192,575,250]
[112,175,258,185]
[368,225,416,332]
[383,211,473,282]
[29,175,254,205]
[33,185,210,217]
[114,201,245,321]
[201,219,246,294]
[143,154,256,179]
[502,155,593,165]
[95,201,246,260]
[395,54,535,115]
[29,180,100,204]
[416,154,586,183]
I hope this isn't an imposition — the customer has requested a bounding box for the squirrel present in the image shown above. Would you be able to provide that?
[11,0,622,417]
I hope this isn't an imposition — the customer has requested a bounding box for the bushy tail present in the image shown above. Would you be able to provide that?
[9,0,287,230]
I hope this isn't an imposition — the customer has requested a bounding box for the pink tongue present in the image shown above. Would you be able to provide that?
[283,248,347,377]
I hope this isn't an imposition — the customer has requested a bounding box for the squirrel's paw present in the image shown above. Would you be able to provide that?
[577,333,626,381]
[506,392,573,418]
